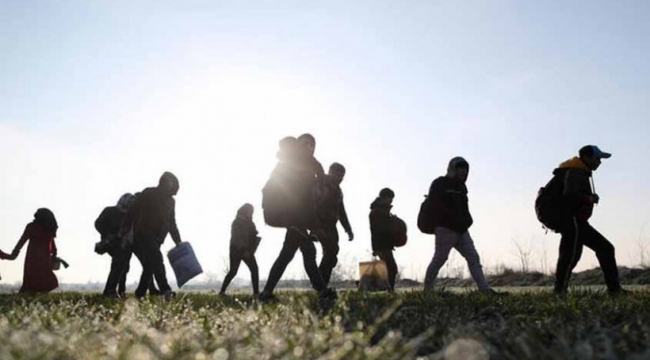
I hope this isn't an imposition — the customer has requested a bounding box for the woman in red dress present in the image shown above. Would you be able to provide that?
[9,208,59,293]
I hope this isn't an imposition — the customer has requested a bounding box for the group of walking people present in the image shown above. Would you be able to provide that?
[0,134,626,298]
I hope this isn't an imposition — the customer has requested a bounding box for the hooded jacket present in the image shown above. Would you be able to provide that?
[230,214,260,255]
[369,198,393,251]
[428,157,473,233]
[555,157,595,220]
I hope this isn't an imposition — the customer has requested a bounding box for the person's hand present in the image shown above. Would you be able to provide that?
[347,231,354,241]
[11,249,19,259]
[589,194,600,204]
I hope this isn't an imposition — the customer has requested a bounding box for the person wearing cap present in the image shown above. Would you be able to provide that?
[369,188,398,291]
[423,157,494,293]
[553,145,624,295]
[123,171,182,298]
[317,162,354,286]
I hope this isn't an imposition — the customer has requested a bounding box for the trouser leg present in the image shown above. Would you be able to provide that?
[555,217,584,293]
[580,222,621,292]
[424,227,458,289]
[318,224,340,286]
[455,231,490,290]
[220,252,242,294]
[263,230,300,293]
[242,255,260,295]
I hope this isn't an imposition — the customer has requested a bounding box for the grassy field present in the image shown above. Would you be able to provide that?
[1,289,650,359]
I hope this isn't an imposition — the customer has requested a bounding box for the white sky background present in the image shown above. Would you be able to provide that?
[1,1,649,286]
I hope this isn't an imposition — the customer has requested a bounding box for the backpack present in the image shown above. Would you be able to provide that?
[535,173,566,232]
[417,195,436,234]
[391,215,408,247]
[262,138,318,229]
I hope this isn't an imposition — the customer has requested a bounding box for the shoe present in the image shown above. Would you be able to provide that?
[481,288,508,297]
[259,291,278,303]
[608,287,631,298]
[553,286,568,297]
[149,288,163,296]
[102,292,120,299]
[318,288,337,301]
[162,290,176,300]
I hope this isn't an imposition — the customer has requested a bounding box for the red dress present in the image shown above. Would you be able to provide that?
[18,222,58,293]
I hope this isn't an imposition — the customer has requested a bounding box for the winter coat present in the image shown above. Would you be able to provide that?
[428,176,473,233]
[369,199,393,251]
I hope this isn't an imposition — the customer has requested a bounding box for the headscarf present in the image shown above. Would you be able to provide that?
[116,193,135,212]
[237,203,254,220]
[446,157,469,179]
[34,208,58,237]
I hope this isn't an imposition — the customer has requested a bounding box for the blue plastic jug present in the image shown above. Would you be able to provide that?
[167,242,203,288]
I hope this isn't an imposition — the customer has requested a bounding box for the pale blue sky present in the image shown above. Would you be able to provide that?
[1,1,649,286]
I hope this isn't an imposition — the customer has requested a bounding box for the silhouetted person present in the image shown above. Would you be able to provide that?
[369,188,398,291]
[123,172,182,298]
[95,193,137,298]
[220,204,261,295]
[552,145,624,295]
[8,208,59,293]
[260,134,334,302]
[423,157,493,292]
[317,163,353,286]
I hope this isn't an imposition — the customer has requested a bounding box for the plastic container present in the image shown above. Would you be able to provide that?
[358,259,390,291]
[167,242,203,288]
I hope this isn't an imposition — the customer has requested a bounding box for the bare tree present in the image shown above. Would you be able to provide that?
[636,224,649,269]
[512,238,533,273]
[539,244,550,275]
[329,254,360,283]
[220,255,230,278]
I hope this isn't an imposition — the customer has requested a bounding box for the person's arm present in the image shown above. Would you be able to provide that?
[51,238,57,258]
[250,223,261,251]
[563,170,594,208]
[339,194,353,240]
[168,199,181,245]
[11,225,31,259]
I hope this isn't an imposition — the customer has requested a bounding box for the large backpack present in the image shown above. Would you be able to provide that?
[535,172,566,232]
[262,138,318,229]
[417,195,436,234]
[391,214,408,247]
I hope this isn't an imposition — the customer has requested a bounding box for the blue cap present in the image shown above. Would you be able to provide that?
[579,145,611,159]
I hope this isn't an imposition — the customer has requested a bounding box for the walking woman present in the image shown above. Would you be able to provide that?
[8,208,59,293]
[220,204,261,295]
